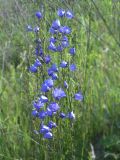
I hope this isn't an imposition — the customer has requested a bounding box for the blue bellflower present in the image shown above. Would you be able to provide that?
[57,8,65,17]
[74,92,83,101]
[35,11,42,19]
[69,47,76,55]
[53,88,66,100]
[52,19,61,30]
[34,59,42,67]
[60,61,68,68]
[44,55,51,64]
[66,10,74,19]
[44,132,53,139]
[70,64,76,71]
[48,102,60,112]
[29,65,37,73]
[48,121,57,128]
[68,111,75,119]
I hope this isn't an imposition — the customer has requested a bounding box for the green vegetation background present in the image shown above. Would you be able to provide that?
[0,0,120,160]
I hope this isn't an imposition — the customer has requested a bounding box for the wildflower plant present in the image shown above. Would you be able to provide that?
[27,8,83,140]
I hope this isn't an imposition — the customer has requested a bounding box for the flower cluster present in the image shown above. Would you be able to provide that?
[28,9,83,139]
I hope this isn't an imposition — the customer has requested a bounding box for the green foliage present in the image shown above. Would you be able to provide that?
[0,0,120,159]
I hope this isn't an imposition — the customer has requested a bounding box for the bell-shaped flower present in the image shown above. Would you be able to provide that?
[33,101,44,110]
[60,112,66,118]
[34,59,42,67]
[40,125,51,134]
[48,121,57,129]
[52,19,61,30]
[69,47,76,55]
[31,110,38,117]
[60,61,68,68]
[39,95,48,103]
[68,111,75,119]
[69,64,76,71]
[29,65,37,73]
[53,88,66,100]
[41,83,50,92]
[38,110,47,119]
[48,42,57,52]
[59,26,71,34]
[44,78,54,88]
[44,132,53,139]
[74,92,83,101]
[57,8,65,17]
[66,10,74,19]
[35,11,42,19]
[44,55,51,64]
[48,102,60,112]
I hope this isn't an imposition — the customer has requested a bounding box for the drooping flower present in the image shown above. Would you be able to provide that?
[64,81,68,89]
[53,88,66,100]
[68,111,75,119]
[44,78,54,88]
[48,121,57,129]
[69,47,76,55]
[39,95,48,103]
[44,132,53,139]
[48,102,60,112]
[44,55,51,64]
[40,125,51,134]
[66,10,74,19]
[60,112,66,118]
[33,101,44,110]
[35,11,42,19]
[59,26,71,34]
[29,65,37,73]
[69,64,76,71]
[31,110,38,117]
[52,19,61,30]
[41,83,50,92]
[34,59,42,67]
[60,61,68,68]
[49,36,56,43]
[48,42,57,52]
[38,110,47,119]
[57,8,65,17]
[74,92,83,101]
[51,73,58,80]
[51,64,58,72]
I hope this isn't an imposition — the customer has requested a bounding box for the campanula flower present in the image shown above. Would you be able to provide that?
[48,121,57,128]
[44,132,53,139]
[44,78,54,88]
[41,83,50,92]
[70,64,76,71]
[49,36,56,43]
[34,59,42,67]
[31,110,38,116]
[46,108,53,117]
[44,55,51,64]
[60,112,66,118]
[38,110,47,119]
[61,40,69,48]
[49,27,58,34]
[69,47,76,55]
[64,81,68,89]
[57,8,65,17]
[35,47,43,56]
[52,19,61,30]
[56,45,64,52]
[48,42,57,52]
[39,95,48,103]
[35,11,42,19]
[74,92,83,101]
[60,61,68,68]
[40,125,51,134]
[48,102,60,112]
[66,10,74,19]
[59,26,71,34]
[53,88,66,100]
[51,73,58,80]
[51,64,58,72]
[33,101,44,110]
[68,111,75,119]
[29,65,37,73]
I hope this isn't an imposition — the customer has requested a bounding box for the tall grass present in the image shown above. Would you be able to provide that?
[0,0,120,159]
